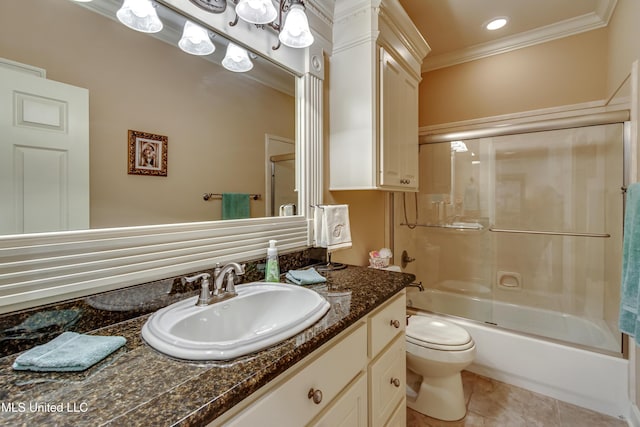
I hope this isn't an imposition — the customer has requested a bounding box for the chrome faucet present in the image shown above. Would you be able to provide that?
[213,262,246,298]
[182,262,245,306]
[181,273,213,306]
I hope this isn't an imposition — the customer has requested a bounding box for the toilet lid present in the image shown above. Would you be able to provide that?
[406,315,473,351]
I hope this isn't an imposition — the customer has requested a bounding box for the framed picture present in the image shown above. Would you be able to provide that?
[127,130,168,176]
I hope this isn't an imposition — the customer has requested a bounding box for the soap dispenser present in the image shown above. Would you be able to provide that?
[265,240,280,282]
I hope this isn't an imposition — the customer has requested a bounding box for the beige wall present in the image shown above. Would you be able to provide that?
[324,190,388,266]
[419,28,608,126]
[0,0,294,229]
[606,0,640,97]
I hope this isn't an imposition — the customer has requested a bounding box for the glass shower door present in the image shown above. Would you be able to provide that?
[397,123,624,353]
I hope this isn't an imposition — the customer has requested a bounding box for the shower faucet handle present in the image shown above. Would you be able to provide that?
[401,250,415,269]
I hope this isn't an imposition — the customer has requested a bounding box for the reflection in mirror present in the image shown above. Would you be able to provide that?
[0,0,296,236]
[265,134,295,216]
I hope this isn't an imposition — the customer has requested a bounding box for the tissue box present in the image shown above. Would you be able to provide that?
[369,257,390,269]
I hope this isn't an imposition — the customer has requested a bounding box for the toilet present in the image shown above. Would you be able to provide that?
[405,314,476,421]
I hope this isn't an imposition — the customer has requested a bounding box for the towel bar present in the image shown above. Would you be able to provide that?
[203,193,261,201]
[488,227,610,238]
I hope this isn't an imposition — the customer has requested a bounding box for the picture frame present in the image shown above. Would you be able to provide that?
[127,130,168,176]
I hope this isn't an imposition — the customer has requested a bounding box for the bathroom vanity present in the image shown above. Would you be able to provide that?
[216,286,407,426]
[0,265,413,426]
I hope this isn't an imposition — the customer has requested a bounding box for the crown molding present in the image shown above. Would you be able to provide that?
[422,0,617,72]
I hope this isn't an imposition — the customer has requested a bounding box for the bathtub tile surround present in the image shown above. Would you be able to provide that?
[0,265,414,425]
[0,249,322,359]
[407,371,627,427]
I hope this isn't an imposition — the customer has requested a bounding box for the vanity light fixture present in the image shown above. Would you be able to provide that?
[116,0,163,33]
[222,42,254,72]
[485,17,508,31]
[178,21,215,55]
[229,0,314,50]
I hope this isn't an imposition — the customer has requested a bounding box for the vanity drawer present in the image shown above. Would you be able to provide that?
[224,323,367,426]
[369,334,406,427]
[368,291,406,358]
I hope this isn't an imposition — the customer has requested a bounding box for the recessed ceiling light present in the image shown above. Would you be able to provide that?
[485,17,508,31]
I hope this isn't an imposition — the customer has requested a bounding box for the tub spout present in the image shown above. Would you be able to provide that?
[407,282,424,292]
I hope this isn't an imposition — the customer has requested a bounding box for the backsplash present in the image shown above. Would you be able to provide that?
[0,248,325,359]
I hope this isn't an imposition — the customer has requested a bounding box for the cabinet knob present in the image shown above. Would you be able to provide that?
[390,319,400,328]
[308,388,323,404]
[390,377,401,387]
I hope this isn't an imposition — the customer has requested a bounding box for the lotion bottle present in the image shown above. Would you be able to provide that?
[265,240,280,282]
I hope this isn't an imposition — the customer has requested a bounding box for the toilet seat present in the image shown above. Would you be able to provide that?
[406,316,474,351]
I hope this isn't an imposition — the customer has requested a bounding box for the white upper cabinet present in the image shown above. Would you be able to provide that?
[329,0,430,191]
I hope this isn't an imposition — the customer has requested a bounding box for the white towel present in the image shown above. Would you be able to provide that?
[316,205,352,251]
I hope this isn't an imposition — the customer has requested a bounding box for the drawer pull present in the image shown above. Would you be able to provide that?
[390,377,401,388]
[308,388,323,404]
[390,319,400,328]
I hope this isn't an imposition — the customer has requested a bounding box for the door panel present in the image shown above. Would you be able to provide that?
[0,66,89,234]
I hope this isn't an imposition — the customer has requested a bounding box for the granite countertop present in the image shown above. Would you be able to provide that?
[0,265,414,426]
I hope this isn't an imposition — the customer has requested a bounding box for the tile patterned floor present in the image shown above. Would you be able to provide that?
[407,371,628,427]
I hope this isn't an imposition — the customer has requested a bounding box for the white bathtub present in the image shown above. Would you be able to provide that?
[407,288,630,419]
[408,286,620,353]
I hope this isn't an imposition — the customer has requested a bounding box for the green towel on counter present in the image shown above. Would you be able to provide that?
[222,193,250,220]
[12,332,126,372]
[285,268,327,285]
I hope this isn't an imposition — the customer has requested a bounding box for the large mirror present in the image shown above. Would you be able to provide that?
[0,0,297,236]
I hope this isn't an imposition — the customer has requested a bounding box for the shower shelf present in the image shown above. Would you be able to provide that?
[488,227,610,238]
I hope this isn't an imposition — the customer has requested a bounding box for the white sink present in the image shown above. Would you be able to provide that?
[141,282,330,360]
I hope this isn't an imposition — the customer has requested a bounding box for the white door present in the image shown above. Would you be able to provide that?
[0,66,89,235]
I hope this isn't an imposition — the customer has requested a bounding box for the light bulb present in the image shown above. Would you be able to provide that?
[236,0,277,24]
[222,43,253,73]
[278,4,313,48]
[486,17,508,31]
[178,21,215,56]
[116,0,163,33]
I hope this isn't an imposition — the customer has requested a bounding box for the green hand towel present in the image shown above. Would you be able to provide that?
[285,268,327,285]
[222,193,250,220]
[12,332,126,372]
